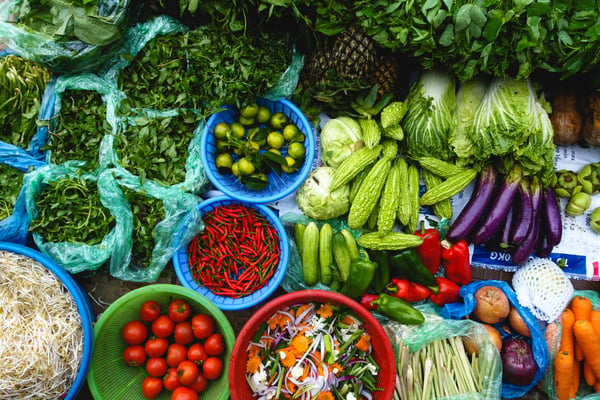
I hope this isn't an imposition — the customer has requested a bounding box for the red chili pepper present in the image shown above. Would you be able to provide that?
[387,278,438,302]
[441,239,472,285]
[430,276,461,306]
[187,203,280,298]
[360,293,379,310]
[414,221,442,274]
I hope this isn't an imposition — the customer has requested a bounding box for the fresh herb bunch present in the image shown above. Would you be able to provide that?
[0,164,23,220]
[0,55,50,148]
[121,187,165,269]
[44,89,110,170]
[117,23,294,115]
[114,110,199,187]
[29,176,115,245]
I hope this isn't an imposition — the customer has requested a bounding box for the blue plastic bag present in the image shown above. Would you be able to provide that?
[440,280,550,399]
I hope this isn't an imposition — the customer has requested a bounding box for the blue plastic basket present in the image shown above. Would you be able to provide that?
[173,196,290,311]
[201,98,315,203]
[0,242,94,400]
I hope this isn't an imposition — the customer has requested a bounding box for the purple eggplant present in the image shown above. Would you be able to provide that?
[510,179,534,245]
[536,228,554,258]
[447,164,498,242]
[471,165,523,245]
[542,186,563,246]
[512,177,543,265]
[499,202,515,249]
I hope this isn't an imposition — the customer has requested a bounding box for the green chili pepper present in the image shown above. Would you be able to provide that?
[371,293,425,325]
[340,250,377,299]
[368,250,390,293]
[389,248,437,287]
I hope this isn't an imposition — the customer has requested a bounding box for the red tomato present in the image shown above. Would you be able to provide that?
[176,360,199,386]
[188,372,208,393]
[191,313,215,340]
[202,356,223,380]
[141,376,163,399]
[123,345,147,367]
[146,357,168,378]
[152,315,175,338]
[171,386,198,400]
[163,367,181,392]
[174,322,194,345]
[168,299,191,323]
[140,300,161,323]
[204,332,225,356]
[145,337,169,358]
[166,343,188,368]
[186,343,208,363]
[122,320,148,345]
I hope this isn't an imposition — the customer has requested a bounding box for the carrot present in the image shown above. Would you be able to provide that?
[570,360,580,399]
[594,380,600,393]
[573,319,600,380]
[572,296,593,362]
[560,308,576,354]
[584,360,597,386]
[555,350,574,400]
[590,310,600,335]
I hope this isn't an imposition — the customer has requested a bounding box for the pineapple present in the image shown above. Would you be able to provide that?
[368,50,401,97]
[330,25,377,81]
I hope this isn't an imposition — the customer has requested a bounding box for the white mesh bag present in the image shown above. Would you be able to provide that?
[512,258,574,322]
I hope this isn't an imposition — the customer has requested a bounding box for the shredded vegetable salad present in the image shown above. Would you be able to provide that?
[245,302,380,400]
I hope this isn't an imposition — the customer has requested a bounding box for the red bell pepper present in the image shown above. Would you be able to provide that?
[430,276,461,306]
[359,293,379,310]
[441,239,472,285]
[387,278,438,302]
[414,221,441,274]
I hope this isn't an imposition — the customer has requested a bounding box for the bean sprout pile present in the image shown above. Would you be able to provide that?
[0,250,84,399]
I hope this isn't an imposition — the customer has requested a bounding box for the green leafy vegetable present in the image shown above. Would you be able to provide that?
[0,55,50,149]
[44,89,110,170]
[121,187,165,269]
[402,70,456,161]
[114,110,199,187]
[0,164,23,220]
[117,24,294,115]
[29,176,115,245]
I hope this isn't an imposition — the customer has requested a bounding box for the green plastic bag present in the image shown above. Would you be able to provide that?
[384,310,503,400]
[0,0,133,74]
[24,163,129,274]
[542,290,600,400]
[103,168,202,282]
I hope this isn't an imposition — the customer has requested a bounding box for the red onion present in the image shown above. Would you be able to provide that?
[501,337,538,386]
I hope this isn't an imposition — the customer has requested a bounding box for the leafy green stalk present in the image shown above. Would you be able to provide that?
[0,164,24,220]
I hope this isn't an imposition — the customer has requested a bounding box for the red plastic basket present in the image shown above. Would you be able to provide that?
[229,290,396,400]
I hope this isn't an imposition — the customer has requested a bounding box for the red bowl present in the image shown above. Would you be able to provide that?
[229,290,396,400]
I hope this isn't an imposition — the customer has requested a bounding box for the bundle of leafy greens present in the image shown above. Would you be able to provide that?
[45,89,110,171]
[117,23,295,116]
[0,164,23,221]
[402,70,456,161]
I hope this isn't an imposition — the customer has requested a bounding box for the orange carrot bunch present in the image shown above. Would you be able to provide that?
[554,295,600,400]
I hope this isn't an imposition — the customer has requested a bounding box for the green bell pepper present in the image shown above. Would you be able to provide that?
[368,250,390,293]
[389,248,437,287]
[340,250,377,299]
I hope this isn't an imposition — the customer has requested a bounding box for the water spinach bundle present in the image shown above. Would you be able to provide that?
[0,55,50,149]
[0,163,24,221]
[29,176,115,245]
[121,186,165,269]
[45,89,110,170]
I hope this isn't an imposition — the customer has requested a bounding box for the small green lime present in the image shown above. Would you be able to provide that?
[267,131,285,149]
[287,142,306,159]
[231,162,241,177]
[239,116,255,126]
[230,122,246,139]
[248,128,266,146]
[256,106,271,124]
[270,112,288,129]
[215,152,233,172]
[240,103,259,119]
[215,140,229,151]
[213,122,231,140]
[283,124,300,142]
[237,157,256,176]
[281,156,297,174]
[268,148,282,156]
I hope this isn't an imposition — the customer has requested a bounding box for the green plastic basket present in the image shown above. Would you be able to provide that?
[87,284,235,400]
